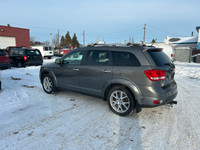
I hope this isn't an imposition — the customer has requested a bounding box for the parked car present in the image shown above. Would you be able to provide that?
[40,44,177,116]
[0,71,1,90]
[6,46,22,54]
[0,49,11,69]
[31,46,53,59]
[58,46,73,56]
[9,48,43,67]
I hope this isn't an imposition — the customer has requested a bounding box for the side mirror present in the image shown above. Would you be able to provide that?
[55,58,62,64]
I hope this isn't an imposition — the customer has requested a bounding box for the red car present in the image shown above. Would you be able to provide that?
[0,50,11,69]
[58,46,73,56]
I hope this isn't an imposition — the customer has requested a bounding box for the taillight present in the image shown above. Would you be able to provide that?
[43,48,45,51]
[153,100,161,104]
[24,56,27,61]
[171,54,173,57]
[144,70,166,81]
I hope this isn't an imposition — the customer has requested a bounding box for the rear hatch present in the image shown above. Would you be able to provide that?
[145,48,175,88]
[25,50,43,64]
[44,47,53,56]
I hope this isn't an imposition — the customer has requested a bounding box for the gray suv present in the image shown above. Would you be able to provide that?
[40,45,177,116]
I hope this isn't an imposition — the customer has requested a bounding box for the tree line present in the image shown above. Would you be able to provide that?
[30,31,80,48]
[60,31,80,48]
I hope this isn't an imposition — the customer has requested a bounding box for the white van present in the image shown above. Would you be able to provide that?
[146,43,175,61]
[31,46,53,59]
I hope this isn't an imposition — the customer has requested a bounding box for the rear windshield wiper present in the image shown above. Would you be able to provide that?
[164,63,175,68]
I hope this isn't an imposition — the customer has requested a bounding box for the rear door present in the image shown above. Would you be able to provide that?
[44,46,53,56]
[79,50,112,97]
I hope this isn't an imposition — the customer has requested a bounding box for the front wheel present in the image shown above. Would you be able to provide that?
[42,74,56,94]
[107,86,134,116]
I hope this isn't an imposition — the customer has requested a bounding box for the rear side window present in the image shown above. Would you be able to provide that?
[112,51,140,66]
[0,50,7,56]
[26,50,41,56]
[148,51,171,66]
[85,50,110,66]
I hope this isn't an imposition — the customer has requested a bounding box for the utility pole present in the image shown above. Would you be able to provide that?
[50,33,52,46]
[57,29,60,46]
[191,31,193,37]
[143,24,146,44]
[83,31,85,47]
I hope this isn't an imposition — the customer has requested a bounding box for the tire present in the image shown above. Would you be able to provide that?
[17,62,22,68]
[107,86,134,116]
[42,74,56,94]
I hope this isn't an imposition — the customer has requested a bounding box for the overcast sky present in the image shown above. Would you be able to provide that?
[0,0,200,45]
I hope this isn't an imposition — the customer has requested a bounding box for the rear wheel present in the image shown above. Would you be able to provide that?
[107,86,134,116]
[42,74,56,94]
[17,62,22,68]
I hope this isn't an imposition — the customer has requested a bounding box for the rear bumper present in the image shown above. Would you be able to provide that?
[0,63,11,69]
[138,81,178,107]
[25,60,43,66]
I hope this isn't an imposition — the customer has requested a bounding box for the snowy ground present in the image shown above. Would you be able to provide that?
[0,58,200,150]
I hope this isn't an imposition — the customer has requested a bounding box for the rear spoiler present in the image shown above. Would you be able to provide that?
[143,48,163,52]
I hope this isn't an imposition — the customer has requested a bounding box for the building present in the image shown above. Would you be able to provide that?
[0,24,30,49]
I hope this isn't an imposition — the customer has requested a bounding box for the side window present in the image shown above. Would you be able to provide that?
[63,50,84,65]
[19,50,24,55]
[14,49,20,55]
[112,51,140,66]
[85,50,110,66]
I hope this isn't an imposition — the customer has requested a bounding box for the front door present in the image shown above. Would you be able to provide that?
[55,50,85,91]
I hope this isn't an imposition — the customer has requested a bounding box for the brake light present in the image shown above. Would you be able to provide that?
[153,100,161,104]
[171,54,173,57]
[24,55,27,61]
[144,70,166,81]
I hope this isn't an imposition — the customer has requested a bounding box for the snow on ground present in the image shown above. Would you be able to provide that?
[0,59,200,150]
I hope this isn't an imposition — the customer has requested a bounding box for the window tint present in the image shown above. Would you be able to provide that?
[148,51,171,66]
[26,50,41,56]
[63,51,84,65]
[0,50,7,56]
[19,50,24,55]
[14,49,20,55]
[85,50,110,66]
[112,51,140,66]
[44,47,48,51]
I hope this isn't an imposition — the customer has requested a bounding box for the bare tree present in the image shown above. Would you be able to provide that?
[52,30,60,47]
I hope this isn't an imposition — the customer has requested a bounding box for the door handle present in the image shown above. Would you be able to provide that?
[73,68,79,71]
[103,69,111,73]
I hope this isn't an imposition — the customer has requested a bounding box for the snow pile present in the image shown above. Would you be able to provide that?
[0,59,200,150]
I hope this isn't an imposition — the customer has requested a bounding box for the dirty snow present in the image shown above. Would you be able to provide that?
[0,59,200,150]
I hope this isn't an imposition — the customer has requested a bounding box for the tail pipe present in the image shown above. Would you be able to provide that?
[169,100,177,107]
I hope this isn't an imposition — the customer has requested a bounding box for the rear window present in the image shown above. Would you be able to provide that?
[44,47,52,51]
[0,50,7,56]
[26,50,41,56]
[148,51,171,66]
